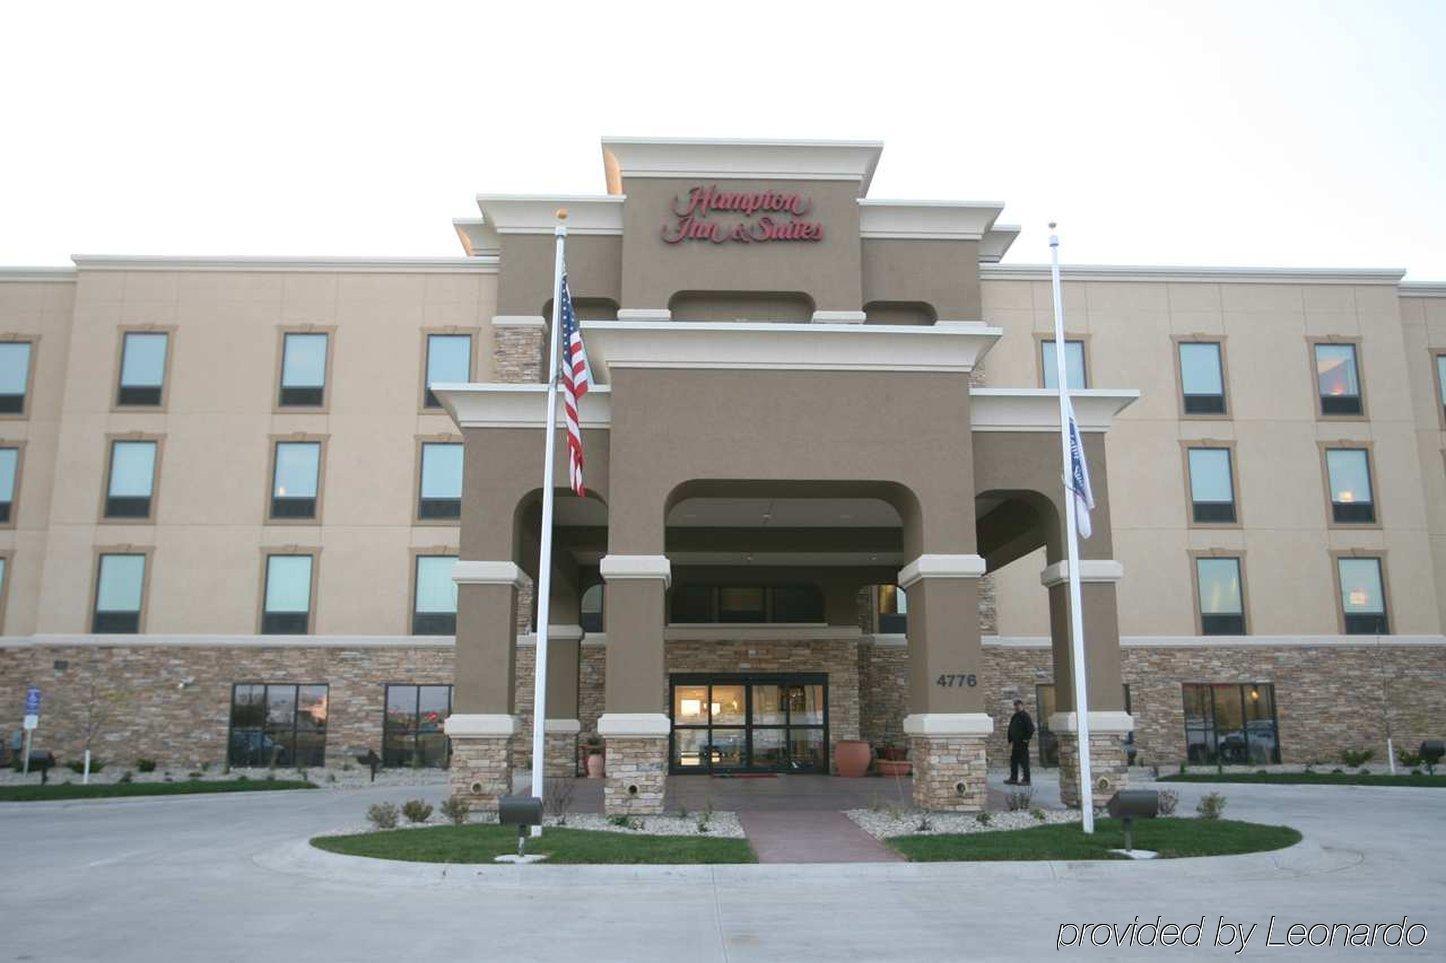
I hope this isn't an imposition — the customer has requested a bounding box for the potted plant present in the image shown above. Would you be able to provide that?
[875,745,911,777]
[835,739,872,778]
[581,732,605,778]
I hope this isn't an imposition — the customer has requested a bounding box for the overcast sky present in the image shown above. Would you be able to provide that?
[2,1,1442,279]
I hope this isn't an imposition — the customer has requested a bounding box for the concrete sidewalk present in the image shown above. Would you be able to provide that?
[739,810,905,863]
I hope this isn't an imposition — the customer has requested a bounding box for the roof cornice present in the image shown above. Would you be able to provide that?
[601,137,883,195]
[70,255,497,274]
[1400,283,1446,298]
[0,267,76,282]
[474,195,624,236]
[981,264,1408,285]
[857,199,1005,241]
[970,387,1139,433]
[433,383,613,429]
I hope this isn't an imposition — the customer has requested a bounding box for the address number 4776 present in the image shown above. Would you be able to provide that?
[935,674,977,688]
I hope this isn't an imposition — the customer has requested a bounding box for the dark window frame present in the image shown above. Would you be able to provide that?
[261,553,315,635]
[411,554,458,635]
[91,551,146,634]
[668,672,829,775]
[1324,447,1377,525]
[226,682,329,768]
[1186,446,1238,525]
[270,440,322,521]
[417,441,462,520]
[116,330,170,408]
[668,585,825,624]
[1182,682,1281,765]
[1312,341,1365,417]
[0,340,35,416]
[277,331,330,408]
[1177,340,1228,416]
[381,683,453,768]
[423,333,474,409]
[104,438,158,519]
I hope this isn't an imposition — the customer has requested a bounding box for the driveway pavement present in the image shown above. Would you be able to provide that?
[0,776,1441,961]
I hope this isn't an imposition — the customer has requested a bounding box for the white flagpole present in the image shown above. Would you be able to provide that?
[528,210,568,834]
[1048,222,1096,834]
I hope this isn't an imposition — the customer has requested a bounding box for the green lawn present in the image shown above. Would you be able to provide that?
[889,818,1301,862]
[0,779,315,801]
[1161,772,1446,788]
[312,823,756,865]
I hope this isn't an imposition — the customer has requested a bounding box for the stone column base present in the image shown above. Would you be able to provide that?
[513,722,582,778]
[1051,713,1132,809]
[602,737,667,815]
[448,736,513,809]
[908,735,989,811]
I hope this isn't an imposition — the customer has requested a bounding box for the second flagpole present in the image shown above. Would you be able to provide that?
[528,209,568,834]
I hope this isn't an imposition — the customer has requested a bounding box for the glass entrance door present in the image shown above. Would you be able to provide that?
[669,673,828,774]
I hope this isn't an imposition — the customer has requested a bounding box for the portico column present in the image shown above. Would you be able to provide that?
[540,571,583,777]
[597,553,671,815]
[443,560,524,808]
[899,553,993,811]
[1041,559,1132,807]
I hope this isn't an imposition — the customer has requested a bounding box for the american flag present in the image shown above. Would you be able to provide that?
[557,271,592,496]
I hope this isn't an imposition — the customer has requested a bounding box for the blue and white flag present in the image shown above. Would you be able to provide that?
[1065,395,1095,539]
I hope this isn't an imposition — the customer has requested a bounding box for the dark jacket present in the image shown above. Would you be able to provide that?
[1007,709,1035,744]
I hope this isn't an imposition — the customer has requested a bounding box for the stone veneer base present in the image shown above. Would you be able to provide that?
[603,736,667,815]
[1056,731,1130,809]
[448,735,512,810]
[908,733,988,811]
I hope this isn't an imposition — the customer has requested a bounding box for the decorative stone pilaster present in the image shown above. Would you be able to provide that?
[1050,712,1133,809]
[443,714,517,809]
[903,713,993,811]
[492,316,546,383]
[598,713,669,815]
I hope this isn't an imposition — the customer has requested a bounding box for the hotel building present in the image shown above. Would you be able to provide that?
[1,138,1443,811]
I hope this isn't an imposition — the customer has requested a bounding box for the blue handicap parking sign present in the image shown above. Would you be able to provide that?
[24,686,40,714]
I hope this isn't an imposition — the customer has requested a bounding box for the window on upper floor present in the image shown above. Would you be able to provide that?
[1324,448,1375,524]
[262,554,314,634]
[0,446,18,524]
[117,332,169,406]
[1187,447,1237,524]
[418,442,463,520]
[1434,352,1446,424]
[424,334,472,409]
[1314,342,1363,416]
[1337,557,1388,635]
[278,332,329,407]
[1178,342,1227,415]
[92,553,146,633]
[669,585,824,624]
[1041,339,1087,390]
[1195,556,1245,635]
[412,555,458,635]
[105,440,158,519]
[0,342,34,415]
[271,441,322,520]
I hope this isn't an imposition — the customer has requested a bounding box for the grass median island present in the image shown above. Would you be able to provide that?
[889,818,1301,862]
[1161,772,1446,788]
[0,778,316,802]
[311,824,756,865]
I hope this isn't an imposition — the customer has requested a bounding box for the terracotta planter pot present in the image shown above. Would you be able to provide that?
[585,752,605,779]
[876,759,912,777]
[835,740,872,778]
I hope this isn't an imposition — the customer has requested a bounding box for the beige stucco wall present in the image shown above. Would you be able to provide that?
[983,277,1444,639]
[1399,294,1446,630]
[20,267,495,635]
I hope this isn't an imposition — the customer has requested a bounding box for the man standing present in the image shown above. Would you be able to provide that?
[1005,699,1035,786]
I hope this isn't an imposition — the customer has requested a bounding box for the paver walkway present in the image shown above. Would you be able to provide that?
[738,809,905,863]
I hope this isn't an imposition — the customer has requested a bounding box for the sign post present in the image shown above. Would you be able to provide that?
[21,686,40,775]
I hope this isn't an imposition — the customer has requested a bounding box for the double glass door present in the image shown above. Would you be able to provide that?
[670,673,828,774]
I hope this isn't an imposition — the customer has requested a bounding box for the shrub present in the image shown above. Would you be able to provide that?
[66,758,105,774]
[1396,748,1422,768]
[1330,768,1344,774]
[544,778,575,824]
[1178,760,1188,774]
[975,811,992,826]
[1005,789,1033,811]
[439,795,471,826]
[1157,788,1180,816]
[187,771,202,779]
[1195,791,1227,821]
[1340,748,1374,768]
[1029,807,1047,822]
[136,758,157,773]
[401,799,434,824]
[367,802,400,830]
[915,813,932,832]
[119,770,134,784]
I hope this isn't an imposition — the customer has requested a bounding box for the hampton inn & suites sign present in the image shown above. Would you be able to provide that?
[661,185,824,245]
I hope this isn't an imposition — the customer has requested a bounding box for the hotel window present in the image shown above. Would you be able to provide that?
[1178,342,1226,415]
[262,554,314,634]
[92,553,145,633]
[0,342,33,414]
[1314,342,1363,416]
[117,332,168,406]
[1182,682,1280,765]
[104,440,158,519]
[1324,448,1375,524]
[580,583,603,633]
[227,683,328,768]
[1195,557,1245,635]
[669,585,824,624]
[418,442,463,519]
[1338,557,1388,634]
[1434,352,1446,424]
[383,684,453,768]
[877,584,907,633]
[0,446,18,524]
[1041,339,1087,390]
[412,555,458,635]
[1187,447,1237,524]
[271,441,321,520]
[423,334,472,408]
[278,332,328,407]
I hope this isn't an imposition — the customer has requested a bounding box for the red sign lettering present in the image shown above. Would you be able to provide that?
[661,185,824,245]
